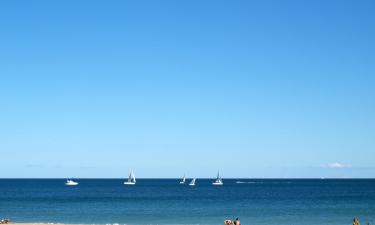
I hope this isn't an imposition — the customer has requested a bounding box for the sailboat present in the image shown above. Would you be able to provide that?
[189,178,196,186]
[212,171,223,186]
[179,174,186,184]
[65,179,78,186]
[124,171,136,185]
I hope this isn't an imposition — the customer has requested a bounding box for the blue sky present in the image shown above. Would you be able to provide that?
[0,0,374,178]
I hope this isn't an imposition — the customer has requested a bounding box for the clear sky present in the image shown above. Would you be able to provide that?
[0,0,374,178]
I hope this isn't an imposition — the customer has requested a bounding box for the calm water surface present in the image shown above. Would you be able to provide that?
[0,179,374,225]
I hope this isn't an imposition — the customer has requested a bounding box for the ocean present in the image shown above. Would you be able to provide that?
[0,179,374,225]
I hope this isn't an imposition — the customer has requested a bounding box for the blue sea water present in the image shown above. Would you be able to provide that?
[0,179,374,225]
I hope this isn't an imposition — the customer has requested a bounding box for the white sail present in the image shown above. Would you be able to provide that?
[189,178,196,186]
[131,171,136,183]
[180,174,186,184]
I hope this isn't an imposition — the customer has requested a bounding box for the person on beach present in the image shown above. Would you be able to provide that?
[224,220,232,225]
[234,218,241,225]
[0,219,11,224]
[224,218,240,225]
[353,218,360,225]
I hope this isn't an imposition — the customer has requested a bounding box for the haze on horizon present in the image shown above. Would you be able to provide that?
[0,0,374,178]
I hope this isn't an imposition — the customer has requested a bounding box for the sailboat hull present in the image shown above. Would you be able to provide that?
[65,179,79,186]
[124,182,136,185]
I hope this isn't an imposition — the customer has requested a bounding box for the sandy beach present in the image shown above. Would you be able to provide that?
[10,224,85,225]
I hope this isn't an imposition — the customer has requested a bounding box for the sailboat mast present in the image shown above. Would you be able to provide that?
[128,172,132,182]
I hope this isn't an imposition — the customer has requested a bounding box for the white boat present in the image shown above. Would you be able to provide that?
[124,171,136,185]
[179,174,186,184]
[65,179,78,186]
[212,171,223,186]
[189,178,196,186]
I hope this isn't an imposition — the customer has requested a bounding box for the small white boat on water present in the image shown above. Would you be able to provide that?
[212,171,223,186]
[65,179,78,186]
[124,171,136,185]
[189,178,196,186]
[179,174,186,184]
